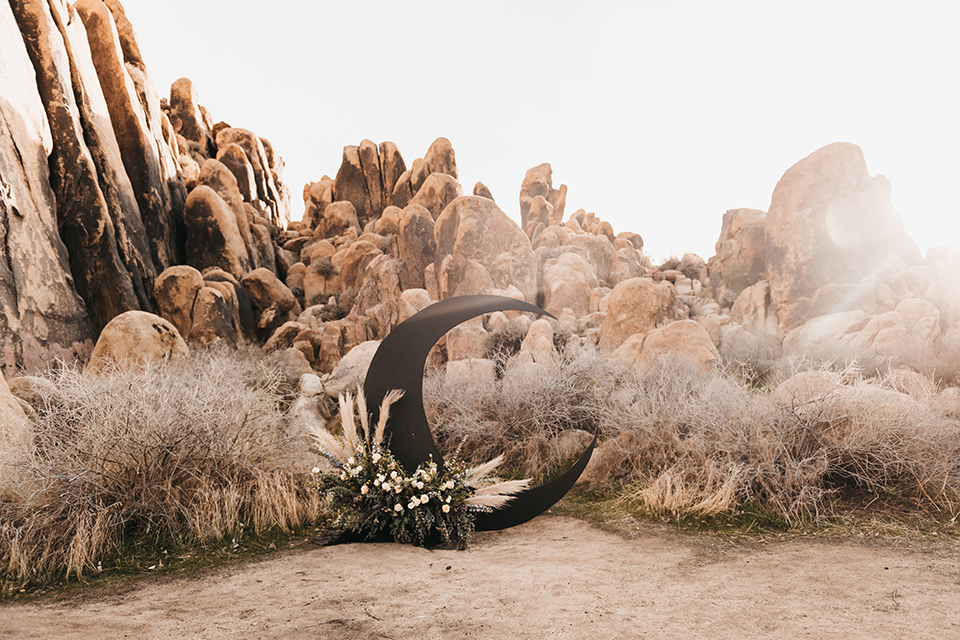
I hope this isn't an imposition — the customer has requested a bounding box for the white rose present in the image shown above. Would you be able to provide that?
[361,485,369,494]
[420,494,429,504]
[442,504,450,513]
[391,471,398,479]
[311,467,321,474]
[348,457,355,465]
[395,504,403,512]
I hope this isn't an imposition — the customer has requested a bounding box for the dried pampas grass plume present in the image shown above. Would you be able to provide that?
[374,389,405,447]
[465,455,504,484]
[307,424,347,464]
[338,391,359,453]
[465,479,532,510]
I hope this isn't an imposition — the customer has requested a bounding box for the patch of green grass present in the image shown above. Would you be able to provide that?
[2,523,324,602]
[551,482,960,543]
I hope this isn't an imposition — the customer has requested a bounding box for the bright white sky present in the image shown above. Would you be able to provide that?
[122,1,959,262]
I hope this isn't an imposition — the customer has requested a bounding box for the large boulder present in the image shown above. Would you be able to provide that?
[422,136,458,179]
[765,143,921,330]
[0,373,32,499]
[215,127,285,226]
[167,77,215,155]
[434,196,538,301]
[780,310,872,363]
[216,143,257,203]
[519,163,566,238]
[541,252,598,317]
[615,319,720,375]
[397,204,436,288]
[598,277,686,351]
[85,311,188,374]
[408,173,462,220]
[379,141,407,202]
[154,265,204,338]
[183,186,251,280]
[333,144,376,228]
[199,159,255,262]
[708,208,767,305]
[314,201,360,240]
[323,340,381,399]
[241,267,300,323]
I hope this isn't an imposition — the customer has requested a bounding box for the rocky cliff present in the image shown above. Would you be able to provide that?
[3,1,960,396]
[0,0,288,375]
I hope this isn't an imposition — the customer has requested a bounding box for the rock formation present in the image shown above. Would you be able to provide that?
[3,2,959,404]
[0,0,289,375]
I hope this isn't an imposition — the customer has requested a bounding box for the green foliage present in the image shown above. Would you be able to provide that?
[310,390,526,546]
[308,286,359,321]
[315,448,478,546]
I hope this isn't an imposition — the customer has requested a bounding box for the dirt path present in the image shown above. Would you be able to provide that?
[1,516,958,639]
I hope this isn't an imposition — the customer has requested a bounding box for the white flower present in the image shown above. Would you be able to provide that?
[446,496,451,503]
[361,485,369,495]
[340,472,347,480]
[415,481,424,490]
[372,453,381,463]
[442,504,451,513]
[374,479,381,487]
[348,457,355,465]
[395,504,403,512]
[420,494,429,504]
[382,482,390,491]
[391,471,398,479]
[395,485,402,493]
[311,467,321,474]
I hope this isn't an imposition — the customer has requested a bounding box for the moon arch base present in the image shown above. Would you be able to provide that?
[362,294,596,533]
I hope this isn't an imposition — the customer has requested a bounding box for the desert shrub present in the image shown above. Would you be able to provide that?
[426,347,960,524]
[425,346,634,477]
[484,324,527,378]
[307,286,359,321]
[0,345,320,591]
[657,255,681,272]
[313,257,337,277]
[719,329,783,386]
[484,322,577,379]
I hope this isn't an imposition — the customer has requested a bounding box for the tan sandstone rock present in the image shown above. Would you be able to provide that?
[598,277,685,351]
[631,320,720,376]
[434,196,538,302]
[85,310,188,374]
[765,142,920,330]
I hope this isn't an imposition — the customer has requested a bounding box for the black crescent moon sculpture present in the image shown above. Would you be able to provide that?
[362,294,596,533]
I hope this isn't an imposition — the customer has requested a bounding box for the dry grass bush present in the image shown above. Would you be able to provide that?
[426,346,960,524]
[424,346,634,477]
[0,345,319,591]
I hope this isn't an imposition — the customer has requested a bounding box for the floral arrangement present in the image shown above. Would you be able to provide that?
[309,388,529,546]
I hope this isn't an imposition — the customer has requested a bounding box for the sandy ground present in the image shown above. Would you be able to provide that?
[1,516,958,639]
